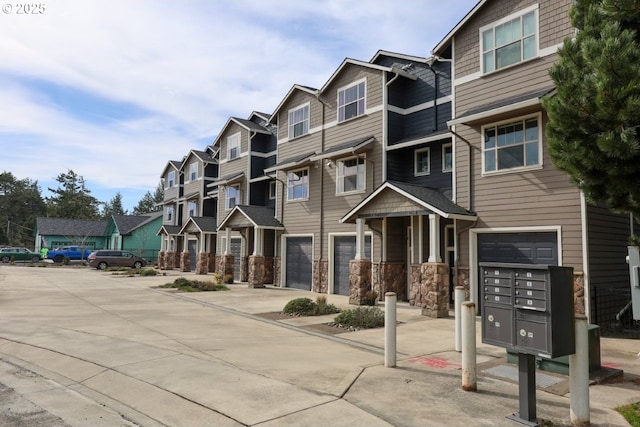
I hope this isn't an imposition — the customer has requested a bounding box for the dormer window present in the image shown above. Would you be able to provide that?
[288,104,310,139]
[338,80,365,122]
[481,7,537,74]
[227,132,240,160]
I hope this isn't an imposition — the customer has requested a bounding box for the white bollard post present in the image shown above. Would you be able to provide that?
[570,314,590,426]
[385,292,397,368]
[455,286,465,352]
[461,301,477,391]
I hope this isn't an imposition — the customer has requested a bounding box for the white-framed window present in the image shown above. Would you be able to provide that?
[166,206,174,222]
[442,143,453,172]
[482,114,541,173]
[337,157,365,193]
[189,162,198,181]
[287,168,309,201]
[338,79,366,122]
[167,171,175,188]
[480,7,537,74]
[414,147,430,176]
[188,201,197,217]
[269,181,277,200]
[288,103,310,139]
[226,185,240,210]
[227,132,241,160]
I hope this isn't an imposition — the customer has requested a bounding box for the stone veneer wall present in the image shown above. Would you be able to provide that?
[273,257,281,287]
[409,262,449,318]
[380,262,406,301]
[574,271,585,315]
[371,262,381,297]
[349,259,371,305]
[264,257,274,284]
[240,256,248,282]
[208,253,216,273]
[248,255,265,288]
[179,252,190,272]
[313,260,328,293]
[220,254,234,284]
[174,252,181,269]
[195,252,208,275]
[454,266,470,301]
[158,251,166,270]
[165,252,175,270]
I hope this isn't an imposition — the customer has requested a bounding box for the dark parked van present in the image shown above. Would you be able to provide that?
[88,250,147,270]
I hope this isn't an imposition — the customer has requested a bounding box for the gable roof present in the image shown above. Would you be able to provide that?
[269,84,319,123]
[160,160,183,177]
[320,58,416,94]
[179,216,218,234]
[432,0,485,55]
[212,117,272,147]
[340,181,476,223]
[112,212,162,235]
[36,217,108,237]
[218,205,284,231]
[156,224,182,236]
[180,150,216,169]
[370,50,430,64]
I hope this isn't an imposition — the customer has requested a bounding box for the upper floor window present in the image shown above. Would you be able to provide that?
[226,185,240,210]
[337,157,365,193]
[414,148,430,176]
[269,181,277,200]
[483,115,541,173]
[481,8,537,74]
[167,171,175,188]
[338,80,365,122]
[189,162,198,181]
[288,104,309,139]
[166,206,174,222]
[287,168,309,201]
[442,143,453,172]
[188,201,197,217]
[227,133,241,161]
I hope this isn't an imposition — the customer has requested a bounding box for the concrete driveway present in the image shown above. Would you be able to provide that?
[1,265,639,427]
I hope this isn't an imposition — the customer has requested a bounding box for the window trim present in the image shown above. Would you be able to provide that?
[227,132,241,161]
[337,78,366,123]
[166,206,174,222]
[287,167,309,202]
[442,143,453,173]
[167,171,175,188]
[414,147,431,177]
[188,162,198,182]
[269,181,277,200]
[225,184,240,210]
[479,4,538,75]
[288,102,310,140]
[336,156,366,194]
[187,200,197,217]
[481,113,543,176]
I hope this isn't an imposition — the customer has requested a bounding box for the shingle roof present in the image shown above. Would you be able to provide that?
[181,216,218,233]
[265,151,315,173]
[231,117,272,134]
[36,217,108,236]
[112,212,162,235]
[310,136,375,160]
[218,205,283,230]
[157,225,182,236]
[386,181,474,217]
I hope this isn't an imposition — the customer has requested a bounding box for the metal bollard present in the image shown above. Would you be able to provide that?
[570,314,590,426]
[455,286,465,352]
[461,301,477,391]
[385,292,397,368]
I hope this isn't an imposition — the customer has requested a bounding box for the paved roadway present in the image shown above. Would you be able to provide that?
[1,265,639,426]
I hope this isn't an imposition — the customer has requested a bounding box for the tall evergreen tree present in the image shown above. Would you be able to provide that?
[46,170,101,219]
[133,182,163,215]
[101,192,127,218]
[0,171,46,247]
[543,0,640,219]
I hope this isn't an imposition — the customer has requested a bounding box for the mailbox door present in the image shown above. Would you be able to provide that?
[515,317,548,355]
[482,305,513,347]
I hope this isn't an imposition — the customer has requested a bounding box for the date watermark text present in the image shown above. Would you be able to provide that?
[2,3,46,14]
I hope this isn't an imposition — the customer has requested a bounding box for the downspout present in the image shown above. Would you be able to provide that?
[316,93,329,265]
[247,130,257,205]
[384,71,400,183]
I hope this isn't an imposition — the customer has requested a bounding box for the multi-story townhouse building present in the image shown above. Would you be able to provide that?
[266,52,472,315]
[435,0,633,325]
[157,145,218,273]
[211,112,280,285]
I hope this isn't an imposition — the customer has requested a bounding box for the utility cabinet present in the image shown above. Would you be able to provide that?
[480,263,575,359]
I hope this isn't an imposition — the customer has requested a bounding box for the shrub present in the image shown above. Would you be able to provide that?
[63,256,70,265]
[333,306,385,329]
[283,297,317,316]
[361,290,378,306]
[315,295,340,315]
[160,277,228,292]
[139,268,158,276]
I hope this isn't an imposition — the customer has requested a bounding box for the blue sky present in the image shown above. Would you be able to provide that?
[0,0,477,211]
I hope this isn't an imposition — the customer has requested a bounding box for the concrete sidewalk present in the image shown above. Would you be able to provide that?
[0,267,639,427]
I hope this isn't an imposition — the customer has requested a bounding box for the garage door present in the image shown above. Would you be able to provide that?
[478,232,558,265]
[285,237,313,290]
[334,236,372,296]
[230,238,242,280]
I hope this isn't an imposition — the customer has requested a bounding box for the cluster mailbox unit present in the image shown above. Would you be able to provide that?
[479,262,575,425]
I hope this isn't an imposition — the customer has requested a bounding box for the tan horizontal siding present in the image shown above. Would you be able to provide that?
[321,66,383,124]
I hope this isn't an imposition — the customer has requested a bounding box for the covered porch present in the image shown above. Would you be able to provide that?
[156,225,183,270]
[340,180,476,316]
[177,217,218,274]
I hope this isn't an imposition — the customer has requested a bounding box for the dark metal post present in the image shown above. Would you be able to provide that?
[507,352,538,426]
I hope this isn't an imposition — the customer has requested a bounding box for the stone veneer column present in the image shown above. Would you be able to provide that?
[313,260,328,293]
[574,271,585,315]
[240,256,248,282]
[248,255,265,288]
[195,252,208,275]
[380,262,406,300]
[220,254,234,284]
[408,264,422,306]
[264,257,274,284]
[158,251,166,270]
[349,259,372,305]
[165,252,175,269]
[208,253,216,273]
[180,252,190,272]
[455,266,470,301]
[273,257,281,287]
[419,262,449,318]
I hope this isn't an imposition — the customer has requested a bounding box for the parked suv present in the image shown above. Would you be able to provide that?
[88,250,147,270]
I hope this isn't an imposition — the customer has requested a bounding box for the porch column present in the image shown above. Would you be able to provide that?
[382,217,388,261]
[253,228,263,256]
[418,215,424,263]
[196,234,208,275]
[355,218,365,260]
[225,228,231,254]
[428,214,442,263]
[180,233,190,272]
